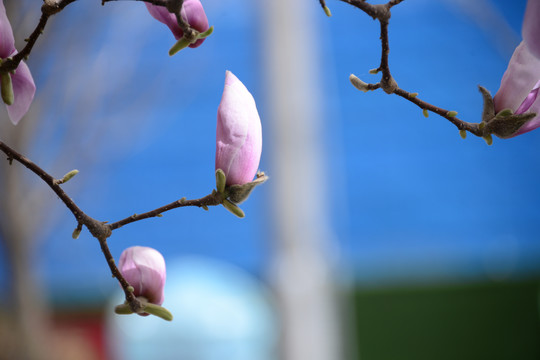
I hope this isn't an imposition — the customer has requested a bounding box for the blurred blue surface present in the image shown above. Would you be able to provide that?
[2,0,539,300]
[107,257,276,360]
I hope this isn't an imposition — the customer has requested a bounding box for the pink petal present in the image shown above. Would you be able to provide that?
[523,0,540,59]
[0,0,16,58]
[145,3,183,40]
[515,79,540,114]
[493,41,540,113]
[6,60,35,125]
[511,80,540,137]
[216,71,262,185]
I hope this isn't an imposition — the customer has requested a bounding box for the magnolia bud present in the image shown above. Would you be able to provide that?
[215,71,262,186]
[145,0,210,48]
[118,246,166,309]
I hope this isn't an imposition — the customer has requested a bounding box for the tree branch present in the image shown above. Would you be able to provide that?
[334,0,486,138]
[108,191,224,231]
[0,139,223,312]
[0,0,77,74]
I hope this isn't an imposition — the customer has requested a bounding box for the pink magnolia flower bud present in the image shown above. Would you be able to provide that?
[215,71,262,186]
[492,0,540,138]
[493,42,540,137]
[145,0,209,48]
[0,0,36,125]
[119,246,166,306]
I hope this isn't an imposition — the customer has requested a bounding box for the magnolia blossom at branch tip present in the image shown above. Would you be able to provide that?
[145,0,209,48]
[489,0,540,138]
[0,0,36,125]
[119,246,166,308]
[215,70,262,187]
[493,42,540,138]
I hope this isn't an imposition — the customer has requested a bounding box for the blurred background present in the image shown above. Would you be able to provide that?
[1,0,539,359]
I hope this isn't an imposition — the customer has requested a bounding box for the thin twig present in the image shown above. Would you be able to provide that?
[109,192,224,231]
[98,236,144,313]
[0,140,222,311]
[0,0,77,73]
[336,0,485,137]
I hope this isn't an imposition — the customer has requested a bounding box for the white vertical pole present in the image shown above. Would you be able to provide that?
[261,1,342,360]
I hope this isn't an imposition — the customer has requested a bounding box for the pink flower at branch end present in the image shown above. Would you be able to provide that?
[119,246,166,308]
[216,71,262,186]
[0,0,36,125]
[492,0,540,138]
[493,43,540,138]
[145,0,209,48]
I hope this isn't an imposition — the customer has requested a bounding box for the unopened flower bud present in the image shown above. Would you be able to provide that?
[145,0,210,48]
[119,246,166,311]
[491,0,540,138]
[215,71,262,186]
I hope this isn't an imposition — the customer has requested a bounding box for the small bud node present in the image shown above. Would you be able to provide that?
[60,169,79,184]
[323,5,332,17]
[349,74,370,93]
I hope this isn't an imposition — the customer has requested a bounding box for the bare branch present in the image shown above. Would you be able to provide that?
[0,139,224,312]
[0,0,77,74]
[334,0,487,138]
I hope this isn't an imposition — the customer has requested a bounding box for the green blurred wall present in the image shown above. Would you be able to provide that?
[354,278,540,360]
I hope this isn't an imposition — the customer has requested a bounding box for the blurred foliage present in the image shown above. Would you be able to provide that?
[354,278,540,360]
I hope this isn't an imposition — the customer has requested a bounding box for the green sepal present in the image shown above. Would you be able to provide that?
[495,108,513,118]
[478,86,495,123]
[114,303,134,315]
[422,109,429,118]
[227,172,268,204]
[484,112,536,139]
[1,72,14,106]
[144,303,174,321]
[459,129,466,139]
[483,134,493,146]
[198,26,214,39]
[215,168,227,194]
[222,199,245,218]
[169,37,191,56]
